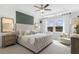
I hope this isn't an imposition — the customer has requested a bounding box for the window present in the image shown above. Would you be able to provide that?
[47,19,55,32]
[55,26,63,32]
[47,20,55,26]
[55,18,63,32]
[48,27,53,32]
[47,17,64,32]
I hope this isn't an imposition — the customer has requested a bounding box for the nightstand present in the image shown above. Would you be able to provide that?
[2,33,17,47]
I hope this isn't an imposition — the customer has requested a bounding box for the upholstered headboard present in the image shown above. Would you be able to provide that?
[16,23,34,31]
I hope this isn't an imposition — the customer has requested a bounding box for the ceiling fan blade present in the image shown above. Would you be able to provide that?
[34,10,40,12]
[44,4,49,8]
[34,5,41,9]
[44,9,51,11]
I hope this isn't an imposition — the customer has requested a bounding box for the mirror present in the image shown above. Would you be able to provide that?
[1,17,15,33]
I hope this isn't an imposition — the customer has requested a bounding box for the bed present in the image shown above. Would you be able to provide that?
[17,32,53,53]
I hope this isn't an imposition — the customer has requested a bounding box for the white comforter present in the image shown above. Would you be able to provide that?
[18,33,53,53]
[21,33,51,44]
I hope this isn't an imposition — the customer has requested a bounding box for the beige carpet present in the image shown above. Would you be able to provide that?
[0,40,70,54]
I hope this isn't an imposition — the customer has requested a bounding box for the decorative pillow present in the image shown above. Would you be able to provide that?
[21,31,25,35]
[24,30,31,35]
[31,30,39,34]
[30,31,36,34]
[17,30,26,37]
[61,33,70,38]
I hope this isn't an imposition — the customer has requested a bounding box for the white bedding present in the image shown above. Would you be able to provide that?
[21,33,51,44]
[18,33,53,53]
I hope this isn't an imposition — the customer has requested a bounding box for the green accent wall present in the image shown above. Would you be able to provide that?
[16,11,34,25]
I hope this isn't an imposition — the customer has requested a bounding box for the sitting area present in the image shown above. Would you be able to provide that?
[60,33,71,45]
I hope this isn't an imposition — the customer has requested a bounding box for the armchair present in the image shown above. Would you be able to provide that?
[60,33,71,45]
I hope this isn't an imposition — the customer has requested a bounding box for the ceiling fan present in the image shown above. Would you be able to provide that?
[34,4,51,13]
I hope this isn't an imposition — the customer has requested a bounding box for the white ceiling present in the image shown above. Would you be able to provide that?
[0,4,79,18]
[14,4,79,17]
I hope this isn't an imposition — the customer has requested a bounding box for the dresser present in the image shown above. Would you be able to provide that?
[0,33,17,47]
[71,34,79,54]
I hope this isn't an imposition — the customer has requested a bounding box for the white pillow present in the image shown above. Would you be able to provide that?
[18,30,25,38]
[25,30,31,35]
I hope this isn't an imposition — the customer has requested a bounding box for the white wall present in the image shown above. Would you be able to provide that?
[0,5,15,18]
[0,5,16,32]
[40,19,48,32]
[0,5,39,32]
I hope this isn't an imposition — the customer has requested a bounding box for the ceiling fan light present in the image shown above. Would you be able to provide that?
[40,9,45,12]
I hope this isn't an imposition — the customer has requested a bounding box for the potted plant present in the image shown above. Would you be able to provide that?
[74,24,79,34]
